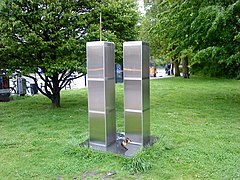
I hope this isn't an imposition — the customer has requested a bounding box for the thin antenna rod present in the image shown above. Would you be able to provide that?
[100,12,102,41]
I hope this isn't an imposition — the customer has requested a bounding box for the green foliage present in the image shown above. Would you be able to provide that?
[122,155,153,173]
[0,0,139,72]
[140,0,240,78]
[100,0,139,63]
[0,0,139,107]
[0,0,90,74]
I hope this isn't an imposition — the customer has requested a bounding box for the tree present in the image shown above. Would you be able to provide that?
[0,0,139,107]
[140,0,240,78]
[189,0,240,78]
[139,0,182,76]
[86,0,139,64]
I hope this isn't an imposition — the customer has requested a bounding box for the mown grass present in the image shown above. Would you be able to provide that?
[0,76,239,179]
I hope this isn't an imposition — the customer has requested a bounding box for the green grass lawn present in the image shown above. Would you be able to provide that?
[0,76,239,179]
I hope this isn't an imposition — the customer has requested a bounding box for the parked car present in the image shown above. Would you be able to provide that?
[156,68,164,77]
[149,67,156,77]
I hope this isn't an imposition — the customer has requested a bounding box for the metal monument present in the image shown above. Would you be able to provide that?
[123,41,150,146]
[85,41,154,156]
[86,41,116,149]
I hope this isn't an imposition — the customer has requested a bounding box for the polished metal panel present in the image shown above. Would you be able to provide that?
[87,45,104,78]
[105,44,115,78]
[124,109,150,145]
[142,79,150,110]
[124,80,142,110]
[106,110,116,144]
[88,81,105,112]
[123,44,141,78]
[143,109,150,145]
[142,42,150,79]
[87,41,116,147]
[125,111,142,143]
[123,41,150,146]
[89,112,106,145]
[105,79,115,111]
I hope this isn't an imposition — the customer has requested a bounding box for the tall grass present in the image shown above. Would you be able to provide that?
[0,76,239,179]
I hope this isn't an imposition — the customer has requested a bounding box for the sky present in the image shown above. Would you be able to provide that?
[138,0,145,14]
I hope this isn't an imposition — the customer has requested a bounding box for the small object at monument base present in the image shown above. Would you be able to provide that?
[120,137,132,150]
[80,132,159,157]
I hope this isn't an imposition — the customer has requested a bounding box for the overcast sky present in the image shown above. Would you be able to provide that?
[138,0,145,14]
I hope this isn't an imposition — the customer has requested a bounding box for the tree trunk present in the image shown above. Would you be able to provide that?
[51,74,61,108]
[174,59,180,77]
[182,56,189,78]
[26,71,85,108]
[171,63,174,75]
[51,91,60,108]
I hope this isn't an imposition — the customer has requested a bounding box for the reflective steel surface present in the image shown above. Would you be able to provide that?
[124,80,142,110]
[87,41,116,147]
[105,79,115,111]
[89,112,105,145]
[142,79,150,110]
[105,44,115,78]
[125,111,142,143]
[87,45,104,78]
[88,81,105,112]
[106,110,116,144]
[123,41,150,146]
[123,45,142,78]
[142,42,150,79]
[143,109,150,145]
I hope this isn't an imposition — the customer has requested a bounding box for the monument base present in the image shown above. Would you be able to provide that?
[80,132,159,157]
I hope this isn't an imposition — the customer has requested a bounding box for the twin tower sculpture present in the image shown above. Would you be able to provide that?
[87,41,150,152]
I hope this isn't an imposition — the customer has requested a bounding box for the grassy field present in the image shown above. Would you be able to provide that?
[0,76,239,179]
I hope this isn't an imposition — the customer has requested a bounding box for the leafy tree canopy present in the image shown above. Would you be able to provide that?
[140,0,240,78]
[0,0,139,107]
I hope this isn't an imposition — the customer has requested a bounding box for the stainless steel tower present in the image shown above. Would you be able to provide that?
[87,41,116,148]
[123,41,150,146]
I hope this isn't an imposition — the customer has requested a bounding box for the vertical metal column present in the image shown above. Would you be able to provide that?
[123,41,150,146]
[87,41,116,148]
